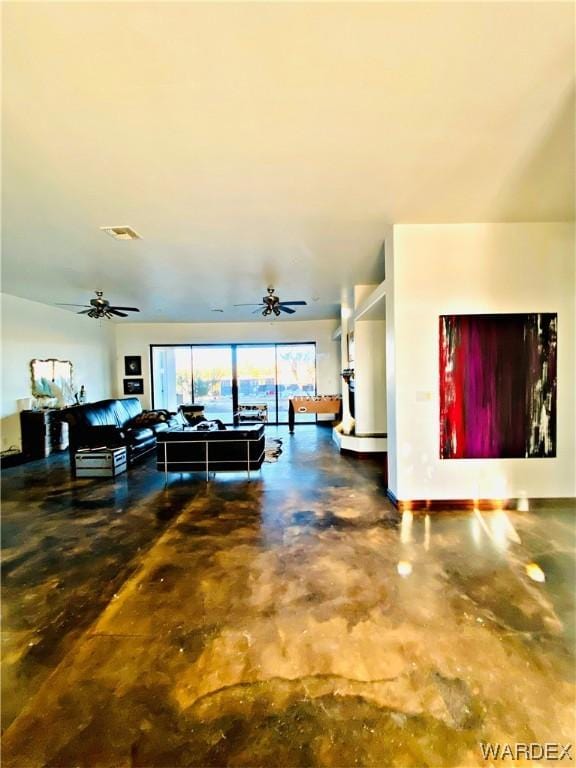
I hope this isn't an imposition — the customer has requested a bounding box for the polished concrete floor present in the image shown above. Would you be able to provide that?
[1,426,575,767]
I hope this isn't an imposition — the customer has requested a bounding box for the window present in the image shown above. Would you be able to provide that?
[151,343,316,424]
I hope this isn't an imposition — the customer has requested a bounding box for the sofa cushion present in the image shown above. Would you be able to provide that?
[149,422,170,435]
[125,426,154,444]
[114,398,144,427]
[179,405,206,425]
[74,400,119,428]
[158,425,264,442]
[68,398,142,430]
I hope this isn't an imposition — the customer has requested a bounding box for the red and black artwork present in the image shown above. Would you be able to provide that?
[439,313,557,459]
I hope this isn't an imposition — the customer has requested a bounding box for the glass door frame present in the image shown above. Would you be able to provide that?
[150,342,317,425]
[235,343,278,425]
[192,344,236,424]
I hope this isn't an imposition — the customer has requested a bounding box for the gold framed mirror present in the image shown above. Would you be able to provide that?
[30,358,74,401]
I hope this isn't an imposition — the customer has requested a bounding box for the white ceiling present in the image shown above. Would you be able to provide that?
[2,2,574,322]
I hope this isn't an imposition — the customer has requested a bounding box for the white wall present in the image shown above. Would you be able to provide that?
[354,320,387,435]
[388,223,575,501]
[1,293,115,450]
[385,250,398,493]
[114,320,341,410]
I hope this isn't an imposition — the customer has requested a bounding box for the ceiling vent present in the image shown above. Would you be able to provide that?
[100,225,142,241]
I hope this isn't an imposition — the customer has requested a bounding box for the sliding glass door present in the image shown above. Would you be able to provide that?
[151,346,193,412]
[236,345,277,419]
[151,343,316,424]
[191,346,234,422]
[276,344,316,422]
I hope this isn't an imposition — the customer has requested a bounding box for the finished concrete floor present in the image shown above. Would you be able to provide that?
[1,426,575,767]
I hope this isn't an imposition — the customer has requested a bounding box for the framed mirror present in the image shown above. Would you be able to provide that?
[30,358,74,401]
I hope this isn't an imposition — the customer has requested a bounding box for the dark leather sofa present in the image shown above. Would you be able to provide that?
[63,398,179,474]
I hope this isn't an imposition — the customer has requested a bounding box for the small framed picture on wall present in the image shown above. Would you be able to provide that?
[124,356,142,376]
[123,378,144,395]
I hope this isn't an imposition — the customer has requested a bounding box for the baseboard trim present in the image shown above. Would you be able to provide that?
[391,498,509,512]
[384,491,575,512]
[341,448,387,459]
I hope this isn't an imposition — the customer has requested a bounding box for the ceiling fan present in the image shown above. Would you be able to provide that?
[57,291,140,319]
[234,288,307,317]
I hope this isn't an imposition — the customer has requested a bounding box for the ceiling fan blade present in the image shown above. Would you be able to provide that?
[109,309,128,317]
[77,309,92,314]
[110,306,140,312]
[234,303,263,307]
[279,305,296,314]
[278,301,307,306]
[58,303,91,308]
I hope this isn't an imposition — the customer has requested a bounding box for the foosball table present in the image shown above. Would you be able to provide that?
[288,395,342,433]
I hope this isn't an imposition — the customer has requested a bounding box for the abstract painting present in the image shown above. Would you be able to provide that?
[439,313,557,459]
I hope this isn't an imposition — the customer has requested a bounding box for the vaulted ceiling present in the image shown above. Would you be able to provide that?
[2,2,574,322]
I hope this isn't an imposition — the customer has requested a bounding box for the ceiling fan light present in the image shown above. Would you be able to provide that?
[100,225,141,241]
[274,307,281,316]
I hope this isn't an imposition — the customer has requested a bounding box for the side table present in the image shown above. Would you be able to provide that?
[20,409,68,460]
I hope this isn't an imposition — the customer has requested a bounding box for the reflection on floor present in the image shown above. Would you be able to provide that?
[2,426,575,767]
[1,448,192,730]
